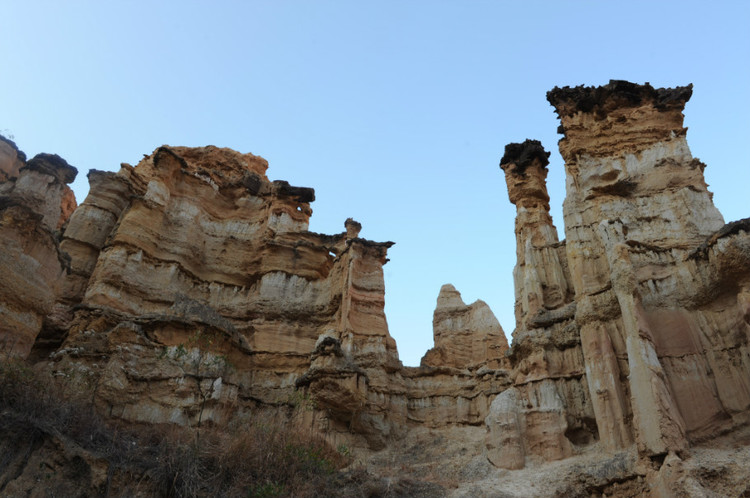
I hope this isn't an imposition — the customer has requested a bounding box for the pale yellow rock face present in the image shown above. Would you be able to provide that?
[421,284,508,369]
[485,81,750,472]
[46,146,385,435]
[551,81,749,456]
[484,140,591,468]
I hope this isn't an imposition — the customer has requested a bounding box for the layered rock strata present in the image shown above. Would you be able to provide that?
[40,145,402,448]
[487,139,591,469]
[550,80,749,455]
[486,81,750,474]
[9,144,508,452]
[4,80,749,496]
[0,135,77,357]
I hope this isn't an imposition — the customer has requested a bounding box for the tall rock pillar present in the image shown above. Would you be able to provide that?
[487,140,593,469]
[500,139,571,329]
[546,80,716,456]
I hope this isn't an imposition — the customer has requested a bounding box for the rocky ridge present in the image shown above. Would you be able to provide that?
[1,141,509,456]
[1,80,749,497]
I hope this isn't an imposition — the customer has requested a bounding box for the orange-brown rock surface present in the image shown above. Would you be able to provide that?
[3,80,750,497]
[7,143,507,454]
[39,145,403,448]
[0,136,77,357]
[487,139,590,469]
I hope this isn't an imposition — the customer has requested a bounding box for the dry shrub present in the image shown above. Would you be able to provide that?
[152,414,349,497]
[0,359,445,497]
[0,359,350,497]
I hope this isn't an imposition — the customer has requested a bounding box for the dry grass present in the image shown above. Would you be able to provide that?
[0,358,448,497]
[0,359,365,497]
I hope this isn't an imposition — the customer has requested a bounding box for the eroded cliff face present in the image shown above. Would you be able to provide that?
[0,136,77,357]
[9,142,506,454]
[485,81,750,487]
[488,139,591,469]
[3,79,750,497]
[551,81,750,454]
[34,145,402,450]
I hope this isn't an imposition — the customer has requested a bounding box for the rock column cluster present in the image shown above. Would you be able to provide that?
[3,80,749,480]
[487,80,750,469]
[487,139,591,468]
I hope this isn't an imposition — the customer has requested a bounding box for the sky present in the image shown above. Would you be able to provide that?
[3,1,749,366]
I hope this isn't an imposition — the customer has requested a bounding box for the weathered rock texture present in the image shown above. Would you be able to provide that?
[421,284,508,369]
[4,142,507,454]
[41,145,403,449]
[485,81,750,481]
[489,139,588,468]
[0,135,77,357]
[4,80,750,497]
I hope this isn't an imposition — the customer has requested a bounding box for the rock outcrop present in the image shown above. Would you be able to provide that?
[0,136,77,357]
[5,143,507,453]
[3,79,750,497]
[421,284,508,369]
[38,145,408,449]
[489,139,588,467]
[485,81,750,478]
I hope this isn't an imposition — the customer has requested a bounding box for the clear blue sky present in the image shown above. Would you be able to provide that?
[3,1,749,365]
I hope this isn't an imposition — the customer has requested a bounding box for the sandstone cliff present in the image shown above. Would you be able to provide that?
[483,81,750,495]
[0,136,77,358]
[42,145,402,449]
[8,142,506,455]
[2,80,750,497]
